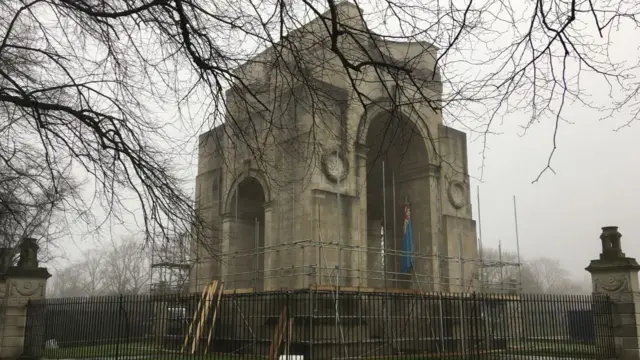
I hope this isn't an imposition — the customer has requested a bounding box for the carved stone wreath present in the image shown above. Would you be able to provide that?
[322,149,349,183]
[594,275,630,293]
[11,280,43,297]
[447,181,466,209]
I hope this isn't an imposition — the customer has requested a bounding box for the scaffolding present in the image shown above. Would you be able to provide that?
[190,239,522,294]
[190,180,524,294]
[181,239,522,359]
[177,187,524,358]
[150,232,192,294]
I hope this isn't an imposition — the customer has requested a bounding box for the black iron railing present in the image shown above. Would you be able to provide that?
[22,290,615,360]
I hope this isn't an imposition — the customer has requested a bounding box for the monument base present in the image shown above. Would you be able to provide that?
[157,287,515,359]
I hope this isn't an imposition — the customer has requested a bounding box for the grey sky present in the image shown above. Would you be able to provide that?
[467,23,640,278]
[470,108,640,279]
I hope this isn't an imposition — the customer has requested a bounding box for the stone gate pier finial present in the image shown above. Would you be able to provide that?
[17,237,39,269]
[600,226,625,260]
[0,247,11,272]
[588,226,639,272]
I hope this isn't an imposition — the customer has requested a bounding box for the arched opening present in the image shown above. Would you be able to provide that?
[229,177,266,291]
[365,112,431,289]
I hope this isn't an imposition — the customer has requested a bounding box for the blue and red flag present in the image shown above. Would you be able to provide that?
[401,200,415,273]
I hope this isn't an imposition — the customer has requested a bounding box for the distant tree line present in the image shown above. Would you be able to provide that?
[48,237,151,297]
[480,247,591,294]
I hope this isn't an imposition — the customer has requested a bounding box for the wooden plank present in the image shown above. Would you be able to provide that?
[267,306,287,360]
[190,281,217,354]
[286,317,293,357]
[186,282,214,353]
[273,308,287,360]
[182,284,212,353]
[191,280,218,354]
[205,282,225,354]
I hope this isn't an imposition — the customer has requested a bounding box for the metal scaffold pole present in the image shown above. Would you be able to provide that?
[477,185,484,288]
[498,240,504,291]
[458,229,466,353]
[235,179,238,220]
[336,149,342,353]
[392,170,397,284]
[254,217,259,291]
[382,160,388,291]
[513,195,523,292]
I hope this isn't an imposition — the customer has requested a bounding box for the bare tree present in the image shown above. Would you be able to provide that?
[48,263,91,298]
[150,231,191,293]
[527,257,591,294]
[48,253,106,297]
[481,246,589,294]
[0,152,82,264]
[79,251,106,295]
[1,0,637,249]
[480,247,541,292]
[48,237,151,297]
[101,237,151,295]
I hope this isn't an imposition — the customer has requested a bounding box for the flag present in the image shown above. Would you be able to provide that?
[401,201,415,273]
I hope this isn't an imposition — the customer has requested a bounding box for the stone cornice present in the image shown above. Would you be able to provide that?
[221,212,235,222]
[394,164,438,183]
[2,267,51,280]
[311,188,357,200]
[263,201,274,211]
[586,257,640,274]
[427,164,441,177]
[355,143,369,158]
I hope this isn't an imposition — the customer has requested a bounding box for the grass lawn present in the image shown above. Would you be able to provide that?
[43,344,148,358]
[506,339,598,357]
[42,344,266,359]
[42,341,600,360]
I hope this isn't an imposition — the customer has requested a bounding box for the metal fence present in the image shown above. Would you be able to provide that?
[23,290,615,360]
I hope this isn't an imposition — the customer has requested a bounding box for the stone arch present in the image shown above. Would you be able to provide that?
[358,102,435,290]
[223,173,269,291]
[223,170,271,216]
[355,101,437,164]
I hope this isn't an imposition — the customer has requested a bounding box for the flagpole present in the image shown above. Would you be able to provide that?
[513,195,523,292]
[498,240,504,291]
[392,171,397,283]
[382,161,388,291]
[477,185,484,289]
[336,150,341,349]
[337,150,341,284]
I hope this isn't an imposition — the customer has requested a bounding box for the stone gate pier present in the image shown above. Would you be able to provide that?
[587,226,640,360]
[0,238,51,360]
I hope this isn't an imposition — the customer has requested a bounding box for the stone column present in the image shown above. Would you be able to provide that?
[355,144,368,288]
[2,238,50,360]
[220,213,234,288]
[426,165,442,292]
[262,201,275,291]
[311,191,328,286]
[586,226,640,360]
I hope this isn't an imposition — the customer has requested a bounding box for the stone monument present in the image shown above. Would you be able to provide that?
[190,1,478,293]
